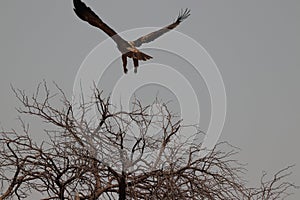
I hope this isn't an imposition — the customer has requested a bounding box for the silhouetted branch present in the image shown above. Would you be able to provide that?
[0,83,298,199]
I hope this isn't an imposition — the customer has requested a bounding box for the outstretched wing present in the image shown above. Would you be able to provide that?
[132,9,191,47]
[73,0,127,45]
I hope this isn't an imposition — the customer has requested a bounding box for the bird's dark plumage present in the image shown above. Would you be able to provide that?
[73,0,190,74]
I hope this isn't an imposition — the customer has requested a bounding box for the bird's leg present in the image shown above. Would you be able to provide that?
[133,58,139,73]
[122,54,128,74]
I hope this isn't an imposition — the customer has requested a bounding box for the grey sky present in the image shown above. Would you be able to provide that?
[0,0,299,199]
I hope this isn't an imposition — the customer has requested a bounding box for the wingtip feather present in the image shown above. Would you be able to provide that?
[73,0,84,10]
[176,8,191,23]
[73,0,97,22]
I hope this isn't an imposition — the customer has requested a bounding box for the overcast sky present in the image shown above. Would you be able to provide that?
[0,0,300,199]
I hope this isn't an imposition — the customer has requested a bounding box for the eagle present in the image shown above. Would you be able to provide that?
[73,0,191,74]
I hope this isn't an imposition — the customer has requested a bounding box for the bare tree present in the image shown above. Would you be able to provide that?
[0,83,298,200]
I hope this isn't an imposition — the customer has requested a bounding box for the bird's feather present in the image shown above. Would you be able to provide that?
[132,9,191,47]
[73,0,127,45]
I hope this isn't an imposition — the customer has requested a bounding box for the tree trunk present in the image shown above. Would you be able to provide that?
[119,172,126,200]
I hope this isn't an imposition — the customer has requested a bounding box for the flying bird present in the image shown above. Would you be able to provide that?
[73,0,191,74]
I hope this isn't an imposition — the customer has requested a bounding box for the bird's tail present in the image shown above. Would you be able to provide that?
[124,50,152,73]
[134,51,153,61]
[133,51,152,73]
[126,50,152,61]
